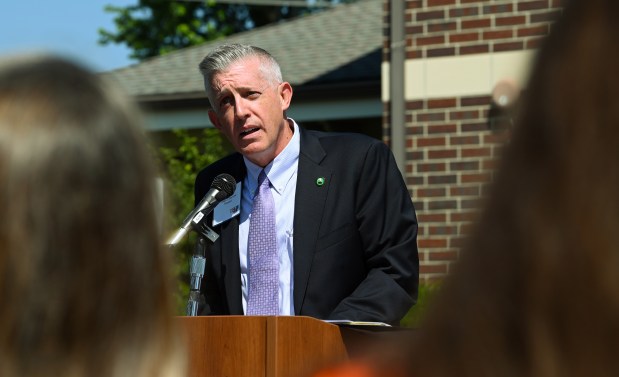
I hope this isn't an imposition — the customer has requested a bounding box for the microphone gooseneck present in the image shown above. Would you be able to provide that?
[165,173,237,247]
[184,173,236,316]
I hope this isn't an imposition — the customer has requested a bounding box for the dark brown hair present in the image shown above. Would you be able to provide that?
[407,1,619,376]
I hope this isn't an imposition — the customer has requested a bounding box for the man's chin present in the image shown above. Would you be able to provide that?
[238,144,264,156]
[240,148,274,167]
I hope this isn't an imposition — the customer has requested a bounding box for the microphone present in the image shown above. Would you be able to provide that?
[166,173,236,246]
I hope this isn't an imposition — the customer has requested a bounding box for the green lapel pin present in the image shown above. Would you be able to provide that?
[316,177,325,186]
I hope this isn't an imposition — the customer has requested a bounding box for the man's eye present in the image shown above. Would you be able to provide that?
[219,97,233,107]
[247,92,260,99]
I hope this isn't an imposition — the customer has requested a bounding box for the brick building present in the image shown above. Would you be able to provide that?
[382,0,562,282]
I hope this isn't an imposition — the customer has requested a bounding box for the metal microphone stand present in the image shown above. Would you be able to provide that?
[185,210,219,316]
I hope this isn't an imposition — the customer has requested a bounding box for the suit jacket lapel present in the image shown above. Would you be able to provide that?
[293,128,331,314]
[219,154,246,315]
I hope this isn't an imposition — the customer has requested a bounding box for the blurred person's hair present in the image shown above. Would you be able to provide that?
[405,0,619,376]
[0,55,184,377]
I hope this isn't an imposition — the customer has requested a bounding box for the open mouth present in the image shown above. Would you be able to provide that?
[240,128,260,137]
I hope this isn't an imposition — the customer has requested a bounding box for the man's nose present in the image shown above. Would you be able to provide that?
[234,98,250,119]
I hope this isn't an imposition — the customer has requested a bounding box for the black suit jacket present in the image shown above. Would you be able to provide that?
[194,127,419,325]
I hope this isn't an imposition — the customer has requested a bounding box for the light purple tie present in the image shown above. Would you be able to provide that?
[247,170,279,315]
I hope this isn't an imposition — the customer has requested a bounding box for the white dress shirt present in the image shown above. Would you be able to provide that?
[239,120,299,315]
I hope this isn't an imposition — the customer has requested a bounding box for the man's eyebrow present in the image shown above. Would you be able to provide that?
[213,87,231,100]
[237,85,261,92]
[216,85,255,94]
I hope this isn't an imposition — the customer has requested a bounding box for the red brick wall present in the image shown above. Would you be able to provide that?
[405,95,505,280]
[406,0,561,58]
[383,0,562,282]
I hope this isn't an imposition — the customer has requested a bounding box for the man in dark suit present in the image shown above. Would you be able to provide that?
[195,44,418,325]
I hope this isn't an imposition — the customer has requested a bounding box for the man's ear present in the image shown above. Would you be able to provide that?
[279,82,293,112]
[208,110,221,129]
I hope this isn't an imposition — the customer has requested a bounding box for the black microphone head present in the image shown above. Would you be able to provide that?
[212,173,236,200]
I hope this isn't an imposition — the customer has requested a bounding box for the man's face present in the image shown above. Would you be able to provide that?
[207,56,293,167]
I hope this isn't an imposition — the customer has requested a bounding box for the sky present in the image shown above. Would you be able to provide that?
[0,1,137,72]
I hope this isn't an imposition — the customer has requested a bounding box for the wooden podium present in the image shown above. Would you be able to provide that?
[176,316,348,377]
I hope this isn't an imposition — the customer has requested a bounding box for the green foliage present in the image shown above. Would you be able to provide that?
[98,0,314,61]
[158,129,226,219]
[156,128,228,313]
[401,282,442,328]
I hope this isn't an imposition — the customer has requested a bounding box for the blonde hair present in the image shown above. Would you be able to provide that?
[0,55,185,377]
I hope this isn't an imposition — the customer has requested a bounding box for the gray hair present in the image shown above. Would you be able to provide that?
[198,44,283,104]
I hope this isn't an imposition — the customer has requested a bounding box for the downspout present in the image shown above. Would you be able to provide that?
[390,0,406,177]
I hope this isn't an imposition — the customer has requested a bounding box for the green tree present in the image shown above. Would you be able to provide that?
[98,0,313,61]
[156,128,228,313]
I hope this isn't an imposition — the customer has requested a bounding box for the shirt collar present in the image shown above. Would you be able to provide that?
[243,119,300,195]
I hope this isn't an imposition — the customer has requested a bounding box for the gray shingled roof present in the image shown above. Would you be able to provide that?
[102,0,381,100]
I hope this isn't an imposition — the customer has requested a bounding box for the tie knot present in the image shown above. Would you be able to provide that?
[257,170,269,187]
